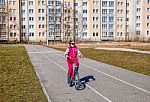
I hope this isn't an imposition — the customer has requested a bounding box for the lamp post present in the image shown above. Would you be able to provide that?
[46,0,48,46]
[73,0,76,41]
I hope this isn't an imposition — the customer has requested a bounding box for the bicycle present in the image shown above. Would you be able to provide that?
[69,62,81,90]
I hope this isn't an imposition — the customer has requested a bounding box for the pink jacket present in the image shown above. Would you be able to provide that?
[65,45,81,59]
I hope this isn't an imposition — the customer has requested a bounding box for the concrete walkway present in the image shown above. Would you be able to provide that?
[95,47,150,54]
[25,45,150,102]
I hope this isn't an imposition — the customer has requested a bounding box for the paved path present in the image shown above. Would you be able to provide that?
[25,45,150,102]
[95,47,150,54]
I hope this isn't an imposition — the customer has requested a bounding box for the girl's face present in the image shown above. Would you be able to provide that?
[70,43,75,47]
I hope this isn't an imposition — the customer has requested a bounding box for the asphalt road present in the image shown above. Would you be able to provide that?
[25,45,150,102]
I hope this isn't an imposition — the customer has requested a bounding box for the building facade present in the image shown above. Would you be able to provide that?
[1,0,150,42]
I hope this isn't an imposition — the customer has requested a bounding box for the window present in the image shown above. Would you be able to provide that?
[118,9,123,14]
[147,15,150,19]
[147,8,150,12]
[13,9,16,13]
[109,1,114,7]
[93,32,95,36]
[93,24,95,28]
[42,32,45,36]
[39,17,41,21]
[38,9,41,13]
[83,10,87,13]
[118,2,123,6]
[93,9,98,13]
[136,16,141,20]
[38,1,41,5]
[83,17,87,21]
[126,10,129,14]
[109,17,114,23]
[109,32,113,37]
[14,17,16,21]
[102,1,107,7]
[39,32,41,36]
[42,25,45,28]
[83,32,87,36]
[14,33,16,37]
[148,0,150,4]
[21,17,25,21]
[29,9,34,13]
[29,1,33,6]
[120,32,122,36]
[109,24,114,30]
[74,3,78,6]
[10,17,12,20]
[42,9,45,13]
[136,23,140,27]
[10,25,13,29]
[83,25,87,30]
[21,2,25,6]
[42,1,45,5]
[117,17,123,21]
[29,32,34,36]
[93,17,95,21]
[96,32,98,36]
[109,9,114,14]
[56,1,61,6]
[102,9,107,14]
[13,1,16,5]
[136,31,140,35]
[29,25,34,29]
[102,32,107,37]
[102,24,107,30]
[39,25,41,28]
[20,10,25,14]
[126,3,129,7]
[83,2,87,6]
[136,8,141,12]
[102,16,107,22]
[29,17,34,21]
[93,1,98,6]
[137,0,141,4]
[21,25,26,29]
[96,17,98,21]
[126,18,129,21]
[14,25,16,29]
[147,31,149,35]
[42,17,45,21]
[10,33,13,37]
[9,1,12,4]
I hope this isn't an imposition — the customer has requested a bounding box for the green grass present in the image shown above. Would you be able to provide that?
[0,45,47,102]
[50,46,150,76]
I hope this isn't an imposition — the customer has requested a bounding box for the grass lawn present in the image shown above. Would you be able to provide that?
[0,45,47,102]
[49,46,150,76]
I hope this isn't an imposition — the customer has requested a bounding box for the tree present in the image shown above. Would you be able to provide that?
[0,0,8,41]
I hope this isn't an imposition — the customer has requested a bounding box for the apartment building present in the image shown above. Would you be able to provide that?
[1,0,150,42]
[101,0,115,41]
[115,0,126,41]
[7,0,20,41]
[48,0,62,41]
[19,0,47,42]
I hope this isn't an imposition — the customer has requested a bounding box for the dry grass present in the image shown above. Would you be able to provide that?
[49,45,150,76]
[0,45,47,102]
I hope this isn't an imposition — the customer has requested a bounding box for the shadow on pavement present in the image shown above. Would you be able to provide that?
[77,75,95,91]
[80,75,96,83]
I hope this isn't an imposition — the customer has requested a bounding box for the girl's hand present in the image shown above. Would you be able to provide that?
[80,54,83,58]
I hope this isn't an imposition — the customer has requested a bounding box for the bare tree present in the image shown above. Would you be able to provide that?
[0,0,9,42]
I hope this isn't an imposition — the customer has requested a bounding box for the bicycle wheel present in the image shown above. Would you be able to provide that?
[74,73,80,90]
